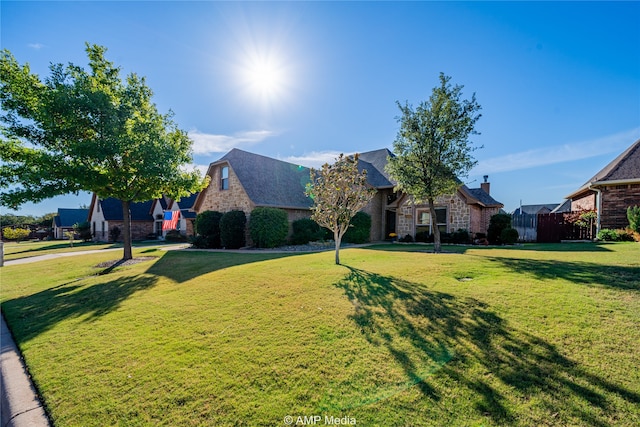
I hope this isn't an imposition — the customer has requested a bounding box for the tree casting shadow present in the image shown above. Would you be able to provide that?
[334,266,640,425]
[2,275,157,344]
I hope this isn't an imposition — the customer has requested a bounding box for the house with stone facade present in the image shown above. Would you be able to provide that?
[88,193,199,242]
[566,138,640,231]
[194,148,503,243]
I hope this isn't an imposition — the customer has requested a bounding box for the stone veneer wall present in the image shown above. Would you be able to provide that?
[197,164,254,214]
[396,191,473,238]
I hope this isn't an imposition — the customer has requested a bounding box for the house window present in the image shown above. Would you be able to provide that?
[416,207,447,233]
[221,166,229,190]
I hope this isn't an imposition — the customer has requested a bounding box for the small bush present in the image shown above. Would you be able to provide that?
[500,228,519,245]
[627,206,640,233]
[164,230,186,242]
[2,227,31,242]
[73,221,92,241]
[249,207,289,248]
[597,228,634,242]
[291,218,326,245]
[488,213,512,245]
[109,226,121,242]
[220,210,246,249]
[399,234,414,243]
[195,211,223,248]
[344,212,372,244]
[450,229,471,244]
[414,231,430,243]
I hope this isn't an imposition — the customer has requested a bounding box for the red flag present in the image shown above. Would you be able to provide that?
[162,211,180,231]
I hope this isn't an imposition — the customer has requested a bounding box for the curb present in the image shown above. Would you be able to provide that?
[1,313,51,427]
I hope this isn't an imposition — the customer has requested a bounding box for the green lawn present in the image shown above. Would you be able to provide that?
[1,243,639,426]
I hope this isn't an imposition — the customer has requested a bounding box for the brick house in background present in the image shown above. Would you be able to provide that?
[566,138,640,231]
[194,148,503,243]
[89,193,199,242]
[52,208,89,239]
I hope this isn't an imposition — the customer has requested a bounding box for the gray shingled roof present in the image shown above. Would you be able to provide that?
[568,138,640,198]
[219,149,313,209]
[464,186,503,208]
[358,148,396,187]
[54,208,89,227]
[512,204,559,215]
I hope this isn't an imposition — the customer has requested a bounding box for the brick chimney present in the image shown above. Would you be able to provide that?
[481,175,490,195]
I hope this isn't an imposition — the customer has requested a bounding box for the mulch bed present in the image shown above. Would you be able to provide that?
[95,257,157,269]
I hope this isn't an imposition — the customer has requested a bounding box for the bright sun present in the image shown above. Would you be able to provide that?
[236,47,292,109]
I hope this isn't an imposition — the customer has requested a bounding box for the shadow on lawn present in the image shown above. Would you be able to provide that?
[335,267,640,425]
[145,250,302,283]
[2,275,157,344]
[485,257,640,291]
[367,242,615,254]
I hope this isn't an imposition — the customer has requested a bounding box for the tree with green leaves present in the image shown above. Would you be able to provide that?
[305,154,376,264]
[386,73,482,253]
[1,44,206,260]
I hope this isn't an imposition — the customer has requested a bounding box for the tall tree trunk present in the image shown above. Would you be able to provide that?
[122,200,133,260]
[334,229,342,265]
[429,198,442,253]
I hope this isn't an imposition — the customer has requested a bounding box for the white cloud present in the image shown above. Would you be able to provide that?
[472,128,640,175]
[283,151,346,168]
[188,129,275,155]
[28,43,45,50]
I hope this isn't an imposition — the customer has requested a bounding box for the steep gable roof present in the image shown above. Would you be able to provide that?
[217,149,313,209]
[568,138,640,198]
[98,198,155,221]
[358,148,396,187]
[54,208,89,227]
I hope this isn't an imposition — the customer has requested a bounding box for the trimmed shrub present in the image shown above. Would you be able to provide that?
[451,229,471,244]
[164,229,186,242]
[597,228,635,242]
[109,226,121,242]
[220,210,246,249]
[195,210,223,248]
[344,212,372,244]
[500,228,519,245]
[487,213,512,245]
[415,231,431,243]
[628,206,640,233]
[249,207,289,248]
[2,227,31,242]
[399,234,414,243]
[291,218,326,245]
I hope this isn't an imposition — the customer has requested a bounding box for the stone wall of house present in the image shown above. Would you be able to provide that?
[197,164,254,214]
[601,184,640,229]
[395,192,472,238]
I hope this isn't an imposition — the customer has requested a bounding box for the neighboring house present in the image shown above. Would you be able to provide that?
[89,193,199,242]
[194,148,503,243]
[512,204,559,216]
[152,193,199,238]
[566,139,640,231]
[88,195,155,242]
[52,208,89,239]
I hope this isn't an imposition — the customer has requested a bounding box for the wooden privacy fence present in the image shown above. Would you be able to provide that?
[536,212,592,243]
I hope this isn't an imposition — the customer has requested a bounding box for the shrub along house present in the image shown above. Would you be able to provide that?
[194,148,503,243]
[566,138,640,231]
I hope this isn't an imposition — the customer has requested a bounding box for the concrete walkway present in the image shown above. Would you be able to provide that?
[1,314,50,427]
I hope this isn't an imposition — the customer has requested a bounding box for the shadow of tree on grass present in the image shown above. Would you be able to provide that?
[484,256,640,291]
[334,266,640,425]
[2,275,157,344]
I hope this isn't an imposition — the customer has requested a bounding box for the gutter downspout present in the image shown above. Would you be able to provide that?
[591,184,602,237]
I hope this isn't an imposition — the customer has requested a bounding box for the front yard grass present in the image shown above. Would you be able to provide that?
[1,242,639,426]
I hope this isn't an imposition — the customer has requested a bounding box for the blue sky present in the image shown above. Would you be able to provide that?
[2,1,639,217]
